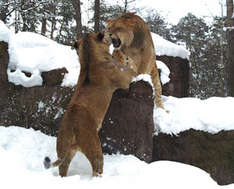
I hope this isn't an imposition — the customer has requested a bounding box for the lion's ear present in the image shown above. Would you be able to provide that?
[97,32,104,41]
[106,19,113,26]
[71,40,81,50]
[71,41,78,50]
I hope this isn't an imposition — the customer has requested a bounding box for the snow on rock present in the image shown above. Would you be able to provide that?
[156,60,170,85]
[0,126,226,189]
[7,69,43,87]
[225,26,234,31]
[0,20,11,43]
[0,21,80,88]
[9,32,80,87]
[152,32,189,60]
[132,74,154,88]
[0,21,18,68]
[155,96,234,135]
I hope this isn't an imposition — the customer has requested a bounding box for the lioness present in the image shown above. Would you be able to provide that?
[106,12,166,111]
[44,32,136,177]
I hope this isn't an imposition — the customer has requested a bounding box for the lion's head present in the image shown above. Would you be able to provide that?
[72,32,110,56]
[72,32,112,86]
[106,12,145,49]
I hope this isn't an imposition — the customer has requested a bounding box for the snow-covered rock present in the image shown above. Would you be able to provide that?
[0,20,11,43]
[156,60,170,85]
[152,32,189,60]
[155,96,234,135]
[0,22,80,88]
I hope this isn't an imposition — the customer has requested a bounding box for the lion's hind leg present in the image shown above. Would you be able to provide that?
[58,150,76,177]
[151,62,168,112]
[77,131,103,177]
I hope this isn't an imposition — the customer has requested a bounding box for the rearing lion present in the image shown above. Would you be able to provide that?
[106,12,166,111]
[44,32,136,177]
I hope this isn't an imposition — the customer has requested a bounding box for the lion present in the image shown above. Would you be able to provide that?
[106,12,166,111]
[43,32,136,177]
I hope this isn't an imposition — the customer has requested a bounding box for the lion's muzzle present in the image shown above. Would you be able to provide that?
[111,38,121,48]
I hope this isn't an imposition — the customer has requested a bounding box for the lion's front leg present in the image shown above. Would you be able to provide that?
[112,50,137,72]
[112,49,127,67]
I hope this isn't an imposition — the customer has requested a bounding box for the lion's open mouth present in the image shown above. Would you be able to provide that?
[112,38,121,48]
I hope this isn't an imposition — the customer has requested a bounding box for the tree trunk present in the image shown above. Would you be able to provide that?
[124,0,127,13]
[226,0,233,18]
[41,18,47,36]
[15,4,20,33]
[72,0,82,39]
[49,2,56,40]
[94,0,100,32]
[226,0,234,96]
[124,0,135,13]
[50,17,55,40]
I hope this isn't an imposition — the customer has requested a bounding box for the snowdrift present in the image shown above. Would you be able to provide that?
[0,126,227,189]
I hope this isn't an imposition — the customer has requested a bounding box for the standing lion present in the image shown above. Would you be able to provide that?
[106,12,166,111]
[44,32,136,177]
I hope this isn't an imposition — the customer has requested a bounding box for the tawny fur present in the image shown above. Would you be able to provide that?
[106,12,166,110]
[45,32,136,177]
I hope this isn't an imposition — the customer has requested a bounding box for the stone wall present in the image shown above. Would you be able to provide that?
[0,41,73,136]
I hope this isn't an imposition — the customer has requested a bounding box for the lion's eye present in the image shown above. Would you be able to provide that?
[116,27,122,31]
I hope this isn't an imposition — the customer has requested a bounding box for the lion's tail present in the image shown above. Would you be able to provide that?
[43,156,64,169]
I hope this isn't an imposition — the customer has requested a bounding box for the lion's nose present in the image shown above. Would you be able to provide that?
[109,33,112,37]
[112,38,121,48]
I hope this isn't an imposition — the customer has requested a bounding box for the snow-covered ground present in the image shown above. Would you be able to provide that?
[0,126,232,189]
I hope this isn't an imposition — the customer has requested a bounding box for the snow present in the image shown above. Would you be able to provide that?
[10,32,80,87]
[156,60,170,85]
[0,20,11,43]
[155,96,234,135]
[225,26,234,31]
[152,32,190,60]
[0,24,80,87]
[131,70,170,96]
[0,126,231,189]
[132,74,154,87]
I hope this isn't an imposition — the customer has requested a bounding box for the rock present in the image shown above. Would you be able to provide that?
[3,85,73,136]
[153,129,234,185]
[41,68,68,86]
[99,80,155,163]
[0,42,10,105]
[0,41,12,121]
[0,41,73,136]
[157,55,189,97]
